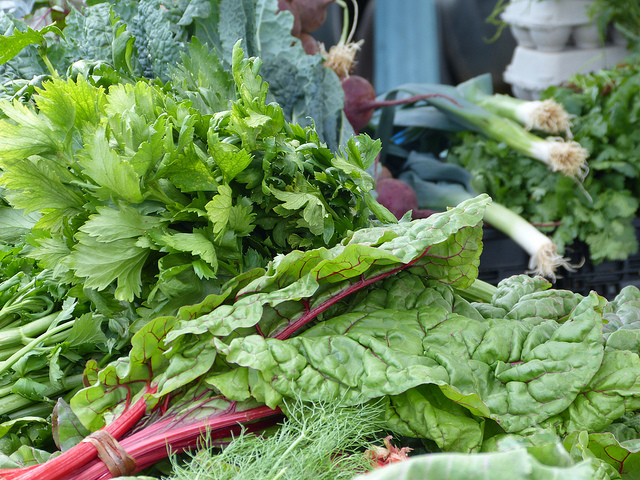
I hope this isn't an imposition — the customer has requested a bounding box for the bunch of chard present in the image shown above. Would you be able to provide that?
[0,195,490,479]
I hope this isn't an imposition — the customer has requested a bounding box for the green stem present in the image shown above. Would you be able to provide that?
[335,0,358,45]
[7,403,54,420]
[0,374,84,417]
[0,328,72,362]
[271,468,288,480]
[0,321,74,377]
[455,278,497,304]
[0,312,60,349]
[335,0,350,45]
[39,49,58,78]
[267,431,306,479]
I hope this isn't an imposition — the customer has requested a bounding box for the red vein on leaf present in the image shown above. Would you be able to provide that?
[274,246,432,340]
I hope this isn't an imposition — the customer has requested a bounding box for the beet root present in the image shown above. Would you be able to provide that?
[341,75,376,132]
[294,0,335,32]
[375,178,435,220]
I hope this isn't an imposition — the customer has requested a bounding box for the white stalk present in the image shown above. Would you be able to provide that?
[483,202,576,281]
[429,95,589,180]
[412,185,578,281]
[475,94,573,136]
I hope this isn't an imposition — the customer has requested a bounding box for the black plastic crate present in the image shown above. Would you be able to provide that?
[555,218,640,299]
[478,219,640,300]
[477,225,531,285]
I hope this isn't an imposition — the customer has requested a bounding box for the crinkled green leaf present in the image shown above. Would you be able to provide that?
[168,195,488,341]
[219,289,604,435]
[491,275,553,312]
[563,350,640,433]
[385,385,485,453]
[603,285,640,352]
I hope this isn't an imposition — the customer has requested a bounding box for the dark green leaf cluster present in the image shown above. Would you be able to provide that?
[0,41,387,315]
[448,62,640,263]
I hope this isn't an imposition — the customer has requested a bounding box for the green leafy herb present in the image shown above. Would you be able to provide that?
[0,0,351,151]
[0,41,389,312]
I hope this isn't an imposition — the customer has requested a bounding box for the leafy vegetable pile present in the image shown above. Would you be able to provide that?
[447,61,640,264]
[0,40,390,318]
[0,194,634,479]
[2,2,640,479]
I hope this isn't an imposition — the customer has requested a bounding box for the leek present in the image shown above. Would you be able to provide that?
[384,82,589,180]
[399,169,575,281]
[422,93,588,180]
[456,74,573,136]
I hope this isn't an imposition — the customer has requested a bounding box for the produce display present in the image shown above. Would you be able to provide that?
[0,0,640,480]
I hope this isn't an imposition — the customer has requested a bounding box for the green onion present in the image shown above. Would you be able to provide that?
[456,75,573,135]
[425,95,588,180]
[482,201,576,281]
[477,96,572,136]
[399,172,575,281]
[386,83,589,180]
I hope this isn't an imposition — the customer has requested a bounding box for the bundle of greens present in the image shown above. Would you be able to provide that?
[448,61,640,264]
[0,40,393,318]
[1,195,639,479]
[0,239,137,460]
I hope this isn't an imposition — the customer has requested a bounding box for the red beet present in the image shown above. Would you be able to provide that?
[341,75,376,132]
[341,75,463,132]
[294,0,335,32]
[375,178,435,220]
